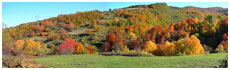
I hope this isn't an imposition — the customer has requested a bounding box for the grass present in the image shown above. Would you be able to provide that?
[30,53,227,68]
[2,66,7,68]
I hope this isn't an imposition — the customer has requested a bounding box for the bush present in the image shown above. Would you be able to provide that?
[24,40,41,55]
[59,38,77,55]
[157,41,176,56]
[91,45,98,54]
[14,40,25,50]
[79,49,89,54]
[121,45,129,52]
[144,41,157,53]
[37,44,49,56]
[175,35,204,55]
[215,40,228,53]
[75,42,85,54]
[41,32,46,36]
[86,47,93,54]
[3,45,21,56]
[2,55,25,68]
[58,28,68,39]
[47,43,59,55]
[64,22,75,31]
[47,33,61,40]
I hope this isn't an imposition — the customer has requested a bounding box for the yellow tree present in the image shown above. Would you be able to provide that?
[158,41,176,56]
[24,40,41,55]
[75,42,85,54]
[144,41,157,52]
[175,35,204,55]
[14,40,25,50]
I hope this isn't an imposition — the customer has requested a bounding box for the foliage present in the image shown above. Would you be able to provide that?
[64,22,75,31]
[48,33,61,40]
[157,41,176,56]
[59,38,77,55]
[41,32,46,36]
[144,41,157,53]
[75,42,85,54]
[47,43,59,55]
[58,28,68,39]
[38,44,49,56]
[215,40,228,53]
[14,40,25,50]
[24,40,41,55]
[91,45,99,54]
[175,35,204,55]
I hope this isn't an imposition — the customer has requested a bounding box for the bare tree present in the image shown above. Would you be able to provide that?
[2,22,8,29]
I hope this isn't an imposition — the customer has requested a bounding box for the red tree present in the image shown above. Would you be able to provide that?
[59,38,77,54]
[41,32,46,36]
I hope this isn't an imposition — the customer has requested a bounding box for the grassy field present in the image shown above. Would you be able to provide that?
[30,53,227,68]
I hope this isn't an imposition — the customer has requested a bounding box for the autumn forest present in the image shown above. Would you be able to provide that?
[2,3,228,68]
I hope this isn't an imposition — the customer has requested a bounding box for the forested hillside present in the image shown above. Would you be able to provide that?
[2,3,228,68]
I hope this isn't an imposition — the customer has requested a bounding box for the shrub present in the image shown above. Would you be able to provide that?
[86,47,93,54]
[91,45,98,54]
[47,43,59,55]
[2,55,25,68]
[128,32,137,41]
[37,44,49,56]
[75,42,85,54]
[14,40,25,50]
[26,31,35,37]
[85,28,93,34]
[144,41,157,53]
[79,49,89,54]
[41,32,46,36]
[24,40,41,55]
[121,45,129,52]
[34,25,45,32]
[158,41,176,56]
[47,33,61,40]
[3,45,21,56]
[175,35,204,55]
[64,22,75,31]
[216,40,228,53]
[59,38,77,55]
[58,28,68,39]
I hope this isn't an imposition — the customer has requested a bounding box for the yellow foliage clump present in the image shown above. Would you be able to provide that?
[75,42,85,54]
[14,40,25,50]
[144,41,157,52]
[158,41,176,56]
[128,32,137,40]
[24,40,41,55]
[175,35,204,55]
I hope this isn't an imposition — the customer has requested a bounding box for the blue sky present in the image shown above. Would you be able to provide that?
[2,2,228,27]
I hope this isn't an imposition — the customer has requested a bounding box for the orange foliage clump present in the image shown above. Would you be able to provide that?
[14,40,25,50]
[75,42,85,54]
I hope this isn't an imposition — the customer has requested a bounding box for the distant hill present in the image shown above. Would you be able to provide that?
[183,6,228,14]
